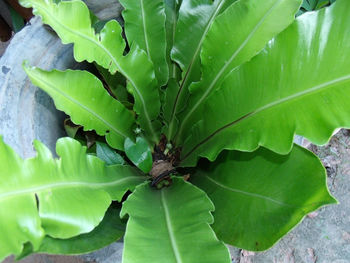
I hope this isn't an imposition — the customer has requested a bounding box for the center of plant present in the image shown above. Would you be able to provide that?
[149,136,180,188]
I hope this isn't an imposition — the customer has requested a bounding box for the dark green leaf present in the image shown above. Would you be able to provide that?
[191,145,336,251]
[96,64,129,104]
[8,5,25,32]
[63,119,81,139]
[164,0,182,81]
[96,142,125,165]
[124,137,153,173]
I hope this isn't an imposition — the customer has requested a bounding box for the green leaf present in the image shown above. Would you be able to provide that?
[167,0,236,139]
[163,79,180,130]
[17,206,125,258]
[180,0,350,166]
[95,64,130,104]
[315,0,330,9]
[164,0,182,81]
[0,137,146,261]
[20,0,161,143]
[119,0,169,86]
[303,0,315,9]
[8,5,25,32]
[175,0,302,143]
[23,64,135,151]
[96,142,125,165]
[191,145,336,251]
[124,137,153,173]
[37,206,125,255]
[63,119,81,139]
[121,178,231,263]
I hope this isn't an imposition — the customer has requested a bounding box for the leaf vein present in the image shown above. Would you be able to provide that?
[205,176,291,207]
[34,75,128,139]
[0,176,143,201]
[168,0,226,137]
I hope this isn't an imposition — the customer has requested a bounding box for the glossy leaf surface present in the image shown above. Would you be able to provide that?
[96,142,125,165]
[181,0,350,166]
[176,0,302,142]
[0,137,145,261]
[124,137,153,173]
[191,145,336,251]
[23,64,134,151]
[167,0,236,139]
[20,0,161,142]
[121,178,231,263]
[119,0,168,86]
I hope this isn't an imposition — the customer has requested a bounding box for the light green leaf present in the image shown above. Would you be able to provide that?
[175,0,302,143]
[20,0,161,143]
[23,64,135,151]
[96,142,125,165]
[119,0,169,86]
[121,178,231,263]
[191,145,336,251]
[180,0,350,166]
[0,137,146,261]
[167,0,236,139]
[36,206,125,255]
[17,206,125,258]
[124,137,153,173]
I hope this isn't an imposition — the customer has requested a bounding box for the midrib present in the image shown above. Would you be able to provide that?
[0,176,141,201]
[177,0,284,139]
[140,0,151,56]
[161,190,183,263]
[35,3,156,140]
[181,74,350,161]
[205,176,291,207]
[168,0,226,134]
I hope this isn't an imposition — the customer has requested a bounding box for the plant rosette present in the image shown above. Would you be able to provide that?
[1,0,349,262]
